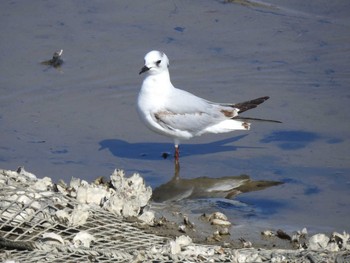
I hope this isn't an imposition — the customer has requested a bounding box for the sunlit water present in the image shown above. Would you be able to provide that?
[1,1,349,234]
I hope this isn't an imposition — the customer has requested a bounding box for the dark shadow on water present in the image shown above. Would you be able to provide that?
[281,176,323,196]
[99,134,260,160]
[304,186,321,195]
[260,130,319,150]
[260,130,343,150]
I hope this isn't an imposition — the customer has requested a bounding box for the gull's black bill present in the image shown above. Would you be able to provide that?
[139,66,150,75]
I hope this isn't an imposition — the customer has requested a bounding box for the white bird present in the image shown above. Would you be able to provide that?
[137,50,280,164]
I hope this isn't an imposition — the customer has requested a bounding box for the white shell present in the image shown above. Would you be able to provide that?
[17,167,37,180]
[300,227,308,235]
[55,209,70,223]
[73,231,95,248]
[178,224,186,233]
[308,233,330,250]
[102,170,152,217]
[208,212,228,221]
[332,231,349,243]
[326,242,339,252]
[70,205,90,226]
[138,211,155,226]
[69,177,81,190]
[76,185,109,205]
[261,230,274,237]
[33,177,53,191]
[211,218,231,226]
[170,235,192,254]
[219,228,230,235]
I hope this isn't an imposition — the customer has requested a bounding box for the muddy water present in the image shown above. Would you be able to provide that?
[1,1,349,235]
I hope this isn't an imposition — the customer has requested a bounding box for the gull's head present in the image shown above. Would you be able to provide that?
[139,50,169,75]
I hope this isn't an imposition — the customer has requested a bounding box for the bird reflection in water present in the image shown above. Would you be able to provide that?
[152,165,282,203]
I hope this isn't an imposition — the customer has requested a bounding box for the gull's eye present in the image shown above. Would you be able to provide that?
[156,60,161,66]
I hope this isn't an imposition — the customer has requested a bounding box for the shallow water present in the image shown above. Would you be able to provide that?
[1,0,349,234]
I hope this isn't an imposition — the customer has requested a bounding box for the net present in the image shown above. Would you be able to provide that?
[1,168,349,263]
[0,169,166,262]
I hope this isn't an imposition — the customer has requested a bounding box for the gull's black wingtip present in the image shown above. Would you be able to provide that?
[234,96,271,114]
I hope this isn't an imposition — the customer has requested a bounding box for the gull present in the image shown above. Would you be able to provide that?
[137,50,280,165]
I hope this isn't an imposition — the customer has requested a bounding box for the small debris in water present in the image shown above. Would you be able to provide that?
[41,50,64,68]
[161,152,170,159]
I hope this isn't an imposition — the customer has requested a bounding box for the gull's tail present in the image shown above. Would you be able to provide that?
[232,96,282,123]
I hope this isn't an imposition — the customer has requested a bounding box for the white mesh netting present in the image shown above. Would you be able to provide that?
[0,168,167,262]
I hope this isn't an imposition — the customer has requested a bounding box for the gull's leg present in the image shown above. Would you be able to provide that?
[174,145,180,175]
[175,145,180,162]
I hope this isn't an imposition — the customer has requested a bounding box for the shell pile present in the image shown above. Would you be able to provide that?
[0,168,154,229]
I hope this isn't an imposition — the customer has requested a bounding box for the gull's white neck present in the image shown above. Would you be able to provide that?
[142,70,172,92]
[138,69,172,114]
